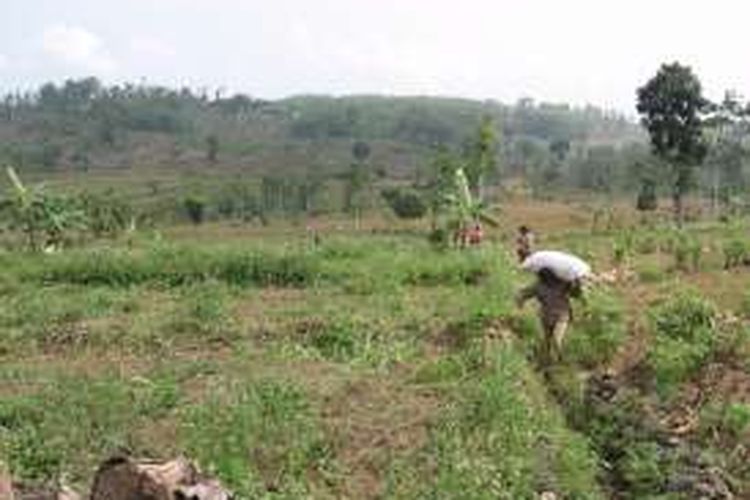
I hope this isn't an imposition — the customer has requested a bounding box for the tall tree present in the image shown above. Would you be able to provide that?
[636,62,708,224]
[703,91,750,212]
[345,141,372,227]
[206,134,219,163]
[465,116,497,198]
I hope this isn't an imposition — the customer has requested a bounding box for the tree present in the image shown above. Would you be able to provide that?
[352,140,371,162]
[703,91,750,213]
[346,141,372,226]
[636,62,709,224]
[206,134,219,163]
[636,178,658,212]
[465,116,497,197]
[425,145,459,229]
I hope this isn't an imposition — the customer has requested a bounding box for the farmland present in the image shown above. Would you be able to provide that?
[2,197,750,499]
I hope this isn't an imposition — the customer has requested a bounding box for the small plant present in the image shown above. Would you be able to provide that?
[612,231,634,265]
[635,232,658,255]
[672,231,700,272]
[723,238,748,269]
[701,402,750,441]
[309,320,356,360]
[647,292,717,394]
[636,262,665,283]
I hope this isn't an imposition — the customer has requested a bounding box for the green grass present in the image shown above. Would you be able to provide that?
[389,345,604,499]
[3,219,750,498]
[0,371,181,483]
[181,379,333,498]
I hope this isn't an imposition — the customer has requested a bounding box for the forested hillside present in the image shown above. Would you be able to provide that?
[0,77,645,189]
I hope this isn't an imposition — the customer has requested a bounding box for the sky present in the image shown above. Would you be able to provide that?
[2,0,749,114]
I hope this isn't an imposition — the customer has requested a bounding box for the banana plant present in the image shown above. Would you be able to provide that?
[441,166,499,247]
[1,167,85,251]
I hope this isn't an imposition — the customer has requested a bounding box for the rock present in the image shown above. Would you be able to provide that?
[90,455,231,500]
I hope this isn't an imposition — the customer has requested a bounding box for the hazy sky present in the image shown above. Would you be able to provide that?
[2,0,748,114]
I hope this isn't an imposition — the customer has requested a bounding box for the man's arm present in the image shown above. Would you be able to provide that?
[516,283,538,308]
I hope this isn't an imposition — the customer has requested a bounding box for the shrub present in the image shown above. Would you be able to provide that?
[647,292,717,393]
[620,442,672,495]
[381,187,427,219]
[672,232,700,272]
[78,190,134,237]
[28,245,320,288]
[183,196,206,224]
[723,238,748,269]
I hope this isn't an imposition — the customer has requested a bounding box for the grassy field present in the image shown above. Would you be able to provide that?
[2,200,750,499]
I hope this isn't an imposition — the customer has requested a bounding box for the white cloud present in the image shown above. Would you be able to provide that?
[0,54,8,71]
[130,36,177,58]
[42,24,116,73]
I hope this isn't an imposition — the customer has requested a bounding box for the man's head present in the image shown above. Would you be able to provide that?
[519,225,530,234]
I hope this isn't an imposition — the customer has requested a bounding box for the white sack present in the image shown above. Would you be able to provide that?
[521,250,591,282]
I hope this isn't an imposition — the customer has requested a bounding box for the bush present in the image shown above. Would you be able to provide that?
[381,188,427,219]
[701,402,750,440]
[647,292,717,393]
[672,232,700,272]
[566,290,626,368]
[78,189,135,237]
[183,196,206,224]
[723,238,748,269]
[28,245,320,288]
